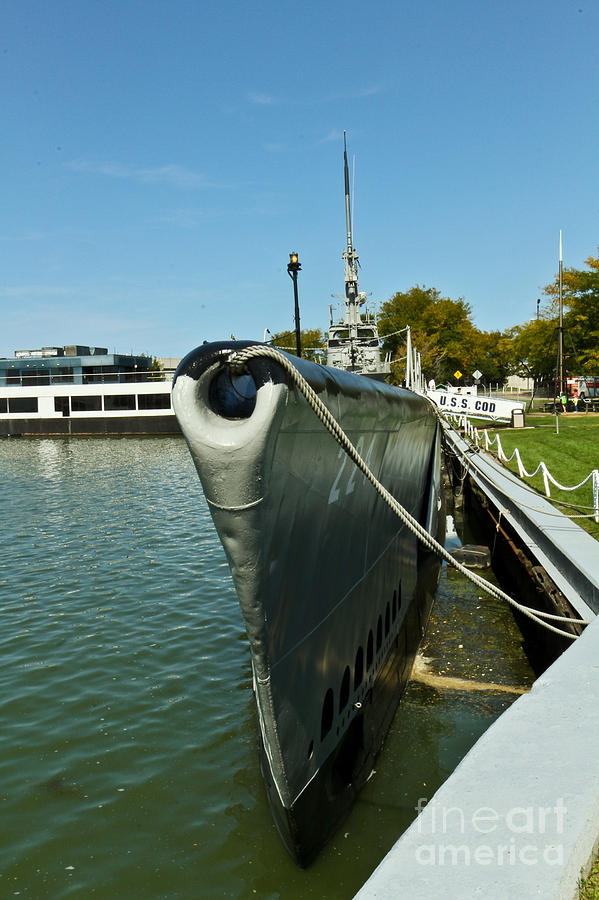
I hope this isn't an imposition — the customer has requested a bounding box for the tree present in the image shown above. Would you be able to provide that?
[508,318,557,391]
[148,356,164,381]
[543,249,599,373]
[378,285,509,386]
[470,329,514,385]
[269,328,326,363]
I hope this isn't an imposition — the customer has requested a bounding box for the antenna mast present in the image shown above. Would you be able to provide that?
[325,133,390,377]
[558,230,564,397]
[343,132,360,329]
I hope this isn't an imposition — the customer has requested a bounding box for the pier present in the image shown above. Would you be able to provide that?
[355,420,599,899]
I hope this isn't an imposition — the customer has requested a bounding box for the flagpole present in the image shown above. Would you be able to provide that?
[559,230,564,397]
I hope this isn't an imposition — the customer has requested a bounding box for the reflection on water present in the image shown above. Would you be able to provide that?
[0,438,534,899]
[36,439,62,481]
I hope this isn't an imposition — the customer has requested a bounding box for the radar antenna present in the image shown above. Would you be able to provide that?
[343,132,360,310]
[325,133,391,378]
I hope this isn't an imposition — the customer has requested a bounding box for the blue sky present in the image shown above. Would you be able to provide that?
[2,0,598,358]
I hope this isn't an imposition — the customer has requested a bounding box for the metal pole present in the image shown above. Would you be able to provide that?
[292,270,301,358]
[553,232,564,434]
[287,252,302,358]
[559,231,564,396]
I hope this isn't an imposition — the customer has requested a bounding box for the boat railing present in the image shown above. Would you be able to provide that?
[0,370,174,387]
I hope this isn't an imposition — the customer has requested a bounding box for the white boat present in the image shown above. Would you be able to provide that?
[0,345,179,435]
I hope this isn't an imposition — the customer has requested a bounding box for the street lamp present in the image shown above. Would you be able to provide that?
[287,251,302,358]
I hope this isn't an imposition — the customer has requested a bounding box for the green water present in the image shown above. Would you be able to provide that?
[0,438,535,899]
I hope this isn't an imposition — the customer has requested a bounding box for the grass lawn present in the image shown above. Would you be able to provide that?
[580,851,599,900]
[475,412,599,541]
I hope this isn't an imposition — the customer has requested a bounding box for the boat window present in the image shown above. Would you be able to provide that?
[54,397,70,417]
[321,689,334,740]
[339,667,350,712]
[366,630,373,670]
[0,398,7,413]
[71,396,102,412]
[8,397,38,413]
[83,367,119,384]
[51,367,73,385]
[137,393,171,410]
[104,394,136,411]
[376,616,382,652]
[22,368,49,386]
[354,646,364,690]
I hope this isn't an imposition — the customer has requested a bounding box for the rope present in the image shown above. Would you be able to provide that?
[227,345,592,640]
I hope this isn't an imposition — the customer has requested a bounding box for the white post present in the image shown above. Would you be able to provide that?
[541,462,551,497]
[593,470,599,524]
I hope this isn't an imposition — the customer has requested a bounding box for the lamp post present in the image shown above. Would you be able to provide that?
[536,298,540,319]
[287,251,302,358]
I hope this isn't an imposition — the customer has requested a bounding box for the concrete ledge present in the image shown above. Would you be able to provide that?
[354,616,599,899]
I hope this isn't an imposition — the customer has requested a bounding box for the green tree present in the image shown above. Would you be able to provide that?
[378,285,509,386]
[148,356,164,381]
[270,328,326,363]
[470,329,514,385]
[508,318,557,391]
[543,249,599,373]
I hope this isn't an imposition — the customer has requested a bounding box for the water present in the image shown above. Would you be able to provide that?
[0,438,535,899]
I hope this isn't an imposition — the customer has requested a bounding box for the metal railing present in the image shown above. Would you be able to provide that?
[446,412,599,523]
[0,369,174,387]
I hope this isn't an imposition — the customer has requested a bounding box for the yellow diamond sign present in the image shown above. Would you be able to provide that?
[454,370,463,380]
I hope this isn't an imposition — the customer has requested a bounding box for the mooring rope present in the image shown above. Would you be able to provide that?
[227,345,593,640]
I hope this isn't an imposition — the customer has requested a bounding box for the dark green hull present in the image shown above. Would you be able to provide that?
[173,342,444,866]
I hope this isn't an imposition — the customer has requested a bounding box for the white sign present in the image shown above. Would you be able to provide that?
[472,369,483,380]
[428,389,525,423]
